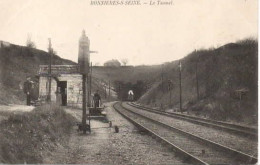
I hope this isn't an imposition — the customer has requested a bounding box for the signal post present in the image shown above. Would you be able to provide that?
[78,30,91,134]
[78,30,97,134]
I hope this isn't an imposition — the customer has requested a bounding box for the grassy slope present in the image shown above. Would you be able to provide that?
[138,39,258,125]
[0,43,75,104]
[0,105,75,163]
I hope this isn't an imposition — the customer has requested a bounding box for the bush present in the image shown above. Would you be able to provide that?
[0,105,75,163]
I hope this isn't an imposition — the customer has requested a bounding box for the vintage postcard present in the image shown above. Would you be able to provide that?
[0,0,258,164]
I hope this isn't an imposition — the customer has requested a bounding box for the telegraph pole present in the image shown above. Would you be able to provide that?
[89,62,92,104]
[88,62,92,132]
[80,45,88,134]
[179,60,182,113]
[168,80,172,106]
[47,38,52,102]
[104,85,107,98]
[161,64,164,92]
[87,72,91,133]
[195,49,200,100]
[118,84,121,100]
[82,73,87,134]
[108,81,111,101]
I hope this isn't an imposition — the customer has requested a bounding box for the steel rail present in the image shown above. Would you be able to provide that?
[113,102,208,165]
[127,102,257,139]
[119,102,257,164]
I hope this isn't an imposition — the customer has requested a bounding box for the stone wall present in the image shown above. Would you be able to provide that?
[39,77,57,101]
[39,74,87,108]
[59,74,83,108]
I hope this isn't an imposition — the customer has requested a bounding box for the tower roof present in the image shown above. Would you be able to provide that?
[79,29,89,44]
[82,30,86,37]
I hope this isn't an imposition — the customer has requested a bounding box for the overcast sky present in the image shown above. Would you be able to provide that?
[0,0,257,65]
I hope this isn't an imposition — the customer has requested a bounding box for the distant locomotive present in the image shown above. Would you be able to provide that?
[128,90,134,101]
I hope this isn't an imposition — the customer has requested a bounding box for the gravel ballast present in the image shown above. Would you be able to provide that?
[122,102,257,157]
[114,103,247,164]
[44,102,183,164]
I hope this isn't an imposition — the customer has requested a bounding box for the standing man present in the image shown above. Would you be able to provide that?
[23,77,32,106]
[93,90,101,108]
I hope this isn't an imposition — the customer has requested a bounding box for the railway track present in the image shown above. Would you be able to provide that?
[113,102,257,165]
[127,102,257,139]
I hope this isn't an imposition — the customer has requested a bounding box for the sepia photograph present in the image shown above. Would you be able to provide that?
[0,0,258,164]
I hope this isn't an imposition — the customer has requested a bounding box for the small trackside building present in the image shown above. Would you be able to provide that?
[38,65,86,108]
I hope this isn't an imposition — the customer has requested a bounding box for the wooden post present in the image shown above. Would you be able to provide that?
[82,74,87,134]
[161,64,164,92]
[179,61,182,113]
[90,62,92,99]
[87,73,91,133]
[195,49,200,100]
[169,83,172,106]
[104,85,107,98]
[109,81,111,101]
[47,38,52,102]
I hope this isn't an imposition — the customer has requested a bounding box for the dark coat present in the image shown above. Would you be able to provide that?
[23,80,32,94]
[93,93,101,101]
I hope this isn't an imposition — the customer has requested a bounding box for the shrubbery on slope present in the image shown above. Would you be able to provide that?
[0,105,75,163]
[138,39,257,125]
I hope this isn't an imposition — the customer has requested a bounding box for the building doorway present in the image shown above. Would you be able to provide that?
[58,81,67,106]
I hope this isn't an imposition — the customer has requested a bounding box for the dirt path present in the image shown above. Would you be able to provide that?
[44,102,183,164]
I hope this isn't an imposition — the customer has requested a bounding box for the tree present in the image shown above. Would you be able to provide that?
[104,59,121,67]
[52,49,57,56]
[121,58,128,66]
[94,62,100,66]
[26,35,36,49]
[51,48,58,64]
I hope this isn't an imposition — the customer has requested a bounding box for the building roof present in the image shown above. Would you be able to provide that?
[39,65,79,75]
